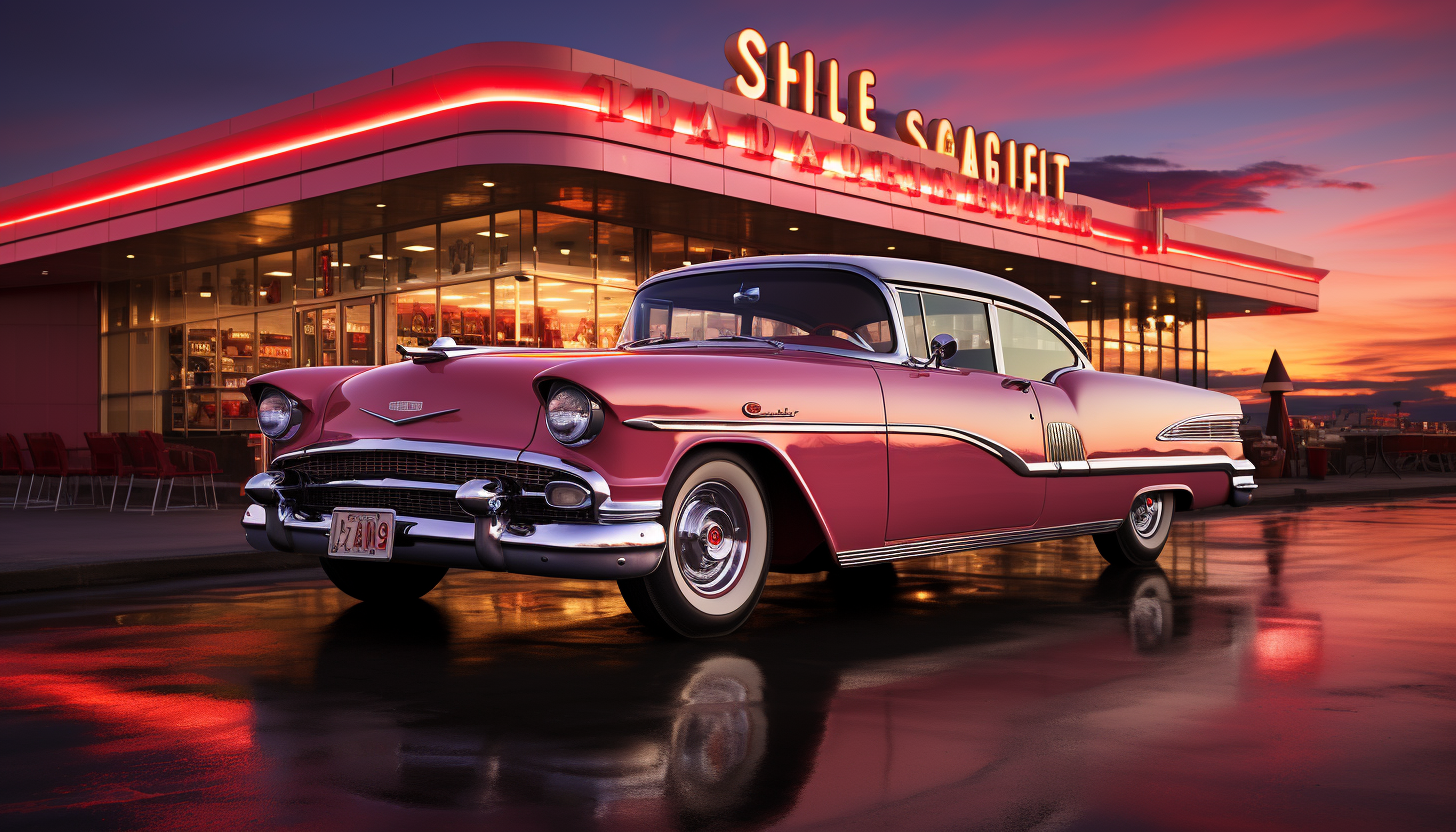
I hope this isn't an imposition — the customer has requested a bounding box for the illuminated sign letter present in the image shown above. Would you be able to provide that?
[981,131,1001,185]
[839,143,863,179]
[1021,142,1039,193]
[692,103,726,147]
[745,116,778,158]
[955,126,979,178]
[1049,153,1070,200]
[818,58,847,124]
[1001,138,1018,190]
[586,75,633,121]
[646,89,672,133]
[724,29,768,99]
[1037,149,1048,197]
[768,42,799,108]
[794,130,823,170]
[848,70,877,133]
[792,50,816,114]
[896,110,928,149]
[928,119,956,157]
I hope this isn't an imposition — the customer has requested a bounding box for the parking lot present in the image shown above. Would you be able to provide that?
[1,499,1453,831]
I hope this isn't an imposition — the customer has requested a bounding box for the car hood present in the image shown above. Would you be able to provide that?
[318,350,614,448]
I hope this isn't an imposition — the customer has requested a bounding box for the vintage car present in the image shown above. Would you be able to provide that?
[242,255,1255,636]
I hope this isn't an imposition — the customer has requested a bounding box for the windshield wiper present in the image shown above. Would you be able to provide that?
[619,336,691,349]
[706,334,785,348]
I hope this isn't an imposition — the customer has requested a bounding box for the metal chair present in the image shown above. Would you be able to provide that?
[142,431,220,510]
[23,432,99,510]
[1,433,34,509]
[83,432,135,511]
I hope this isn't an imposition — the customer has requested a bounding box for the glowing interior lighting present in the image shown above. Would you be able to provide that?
[558,248,571,255]
[402,245,434,252]
[375,203,386,208]
[1048,294,1061,299]
[199,291,212,298]
[1090,281,1098,286]
[1004,267,1013,271]
[258,290,268,296]
[541,297,569,302]
[367,254,385,259]
[1245,309,1252,313]
[442,295,465,300]
[481,182,496,187]
[682,260,692,266]
[537,281,564,286]
[886,246,896,251]
[788,227,799,231]
[1079,299,1091,303]
[264,271,292,277]
[570,288,593,293]
[125,254,135,259]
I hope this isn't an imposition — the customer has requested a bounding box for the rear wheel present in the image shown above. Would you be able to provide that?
[1093,492,1173,567]
[618,451,771,638]
[320,557,447,603]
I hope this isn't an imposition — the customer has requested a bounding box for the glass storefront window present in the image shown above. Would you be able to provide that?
[495,278,537,346]
[156,272,185,324]
[494,210,533,271]
[219,314,255,389]
[129,278,156,328]
[217,259,255,315]
[340,236,386,294]
[219,390,255,432]
[1101,340,1122,374]
[298,306,338,367]
[107,281,128,331]
[687,237,732,266]
[344,301,375,366]
[389,225,439,285]
[597,222,636,284]
[596,285,632,347]
[186,268,218,320]
[106,396,128,433]
[651,232,686,275]
[258,309,294,374]
[441,215,490,279]
[537,279,594,348]
[165,326,184,390]
[258,251,292,306]
[186,390,217,431]
[537,213,595,278]
[391,289,437,353]
[296,247,328,301]
[440,281,492,346]
[130,393,157,433]
[130,329,155,393]
[185,323,217,387]
[105,333,128,396]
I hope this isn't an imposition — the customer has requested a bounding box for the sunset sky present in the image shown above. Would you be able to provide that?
[3,0,1451,418]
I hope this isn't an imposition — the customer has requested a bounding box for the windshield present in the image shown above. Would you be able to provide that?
[620,268,897,353]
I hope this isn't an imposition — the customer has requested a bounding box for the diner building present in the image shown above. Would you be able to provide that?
[0,40,1326,481]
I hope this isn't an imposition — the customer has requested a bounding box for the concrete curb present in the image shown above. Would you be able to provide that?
[0,552,320,595]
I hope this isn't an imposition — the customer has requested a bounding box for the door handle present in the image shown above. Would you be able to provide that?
[1001,378,1032,392]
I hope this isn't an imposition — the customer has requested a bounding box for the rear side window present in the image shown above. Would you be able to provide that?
[899,290,995,371]
[997,307,1078,380]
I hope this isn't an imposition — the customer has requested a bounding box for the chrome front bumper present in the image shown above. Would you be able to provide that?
[241,503,665,579]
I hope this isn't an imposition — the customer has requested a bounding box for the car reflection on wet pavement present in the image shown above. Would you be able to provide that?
[1,500,1453,832]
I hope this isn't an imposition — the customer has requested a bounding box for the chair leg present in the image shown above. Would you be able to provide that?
[209,474,218,510]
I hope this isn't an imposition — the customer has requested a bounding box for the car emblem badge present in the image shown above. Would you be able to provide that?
[360,402,460,425]
[743,402,798,418]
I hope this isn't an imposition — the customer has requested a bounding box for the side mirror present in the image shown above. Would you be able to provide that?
[930,333,958,367]
[733,286,760,305]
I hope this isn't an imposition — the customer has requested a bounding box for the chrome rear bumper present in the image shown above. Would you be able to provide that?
[241,503,665,579]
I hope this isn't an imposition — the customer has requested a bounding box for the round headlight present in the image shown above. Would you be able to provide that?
[546,384,603,447]
[257,389,295,438]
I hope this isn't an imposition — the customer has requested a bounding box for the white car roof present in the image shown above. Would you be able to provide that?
[652,254,1066,327]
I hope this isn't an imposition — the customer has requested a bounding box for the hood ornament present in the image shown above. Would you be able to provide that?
[360,403,460,425]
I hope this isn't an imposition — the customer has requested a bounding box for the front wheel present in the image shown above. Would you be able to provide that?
[1093,492,1174,567]
[619,451,771,638]
[320,557,448,603]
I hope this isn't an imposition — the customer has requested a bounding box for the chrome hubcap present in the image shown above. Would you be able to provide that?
[1131,495,1163,538]
[675,481,749,597]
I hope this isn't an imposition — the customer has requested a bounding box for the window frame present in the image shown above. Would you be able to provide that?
[888,282,1090,378]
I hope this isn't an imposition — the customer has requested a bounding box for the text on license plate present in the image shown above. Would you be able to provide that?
[328,509,395,560]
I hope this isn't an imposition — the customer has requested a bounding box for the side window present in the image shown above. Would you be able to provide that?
[922,292,995,371]
[897,291,929,360]
[996,306,1079,380]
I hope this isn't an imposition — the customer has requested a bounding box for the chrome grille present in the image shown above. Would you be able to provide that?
[278,450,581,492]
[295,486,594,524]
[1158,415,1243,442]
[1045,422,1086,463]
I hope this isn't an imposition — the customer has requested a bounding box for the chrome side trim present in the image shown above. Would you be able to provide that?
[623,417,884,435]
[1087,454,1253,472]
[1157,413,1244,442]
[887,423,1011,459]
[599,500,663,522]
[837,519,1124,567]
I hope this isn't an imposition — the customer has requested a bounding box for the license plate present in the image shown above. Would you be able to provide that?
[328,509,396,560]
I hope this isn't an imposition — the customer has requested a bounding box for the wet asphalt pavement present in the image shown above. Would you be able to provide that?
[1,499,1453,832]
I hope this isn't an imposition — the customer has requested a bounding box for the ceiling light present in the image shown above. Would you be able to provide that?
[482,182,496,187]
[570,288,593,293]
[1090,281,1098,286]
[1079,299,1091,304]
[264,271,292,277]
[1004,267,1013,271]
[199,290,212,298]
[126,254,135,259]
[367,254,385,259]
[402,245,434,252]
[1244,309,1251,313]
[619,255,630,262]
[886,246,896,251]
[258,290,268,296]
[375,203,386,208]
[682,260,692,266]
[495,232,509,238]
[788,227,799,231]
[559,248,571,255]
[1048,295,1061,299]
[559,308,586,313]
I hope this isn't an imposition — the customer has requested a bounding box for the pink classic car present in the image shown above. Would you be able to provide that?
[242,255,1255,636]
